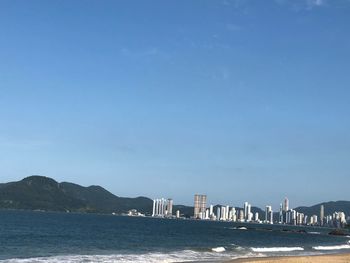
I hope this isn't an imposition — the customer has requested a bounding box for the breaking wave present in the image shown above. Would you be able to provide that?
[251,247,304,252]
[313,244,350,251]
[0,250,241,263]
[212,246,225,252]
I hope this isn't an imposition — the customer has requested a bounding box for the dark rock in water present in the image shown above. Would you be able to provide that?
[280,229,306,234]
[258,227,272,231]
[329,229,347,236]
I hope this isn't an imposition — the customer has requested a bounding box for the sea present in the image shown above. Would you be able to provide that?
[0,210,349,262]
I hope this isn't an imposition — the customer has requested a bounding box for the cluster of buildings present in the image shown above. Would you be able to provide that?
[193,195,272,224]
[150,195,348,228]
[277,198,347,227]
[152,198,176,218]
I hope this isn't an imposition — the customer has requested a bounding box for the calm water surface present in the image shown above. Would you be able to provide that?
[0,210,349,262]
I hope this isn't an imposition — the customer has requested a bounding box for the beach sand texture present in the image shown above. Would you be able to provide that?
[228,253,350,262]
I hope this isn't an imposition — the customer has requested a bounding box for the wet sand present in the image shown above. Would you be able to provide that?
[227,253,350,262]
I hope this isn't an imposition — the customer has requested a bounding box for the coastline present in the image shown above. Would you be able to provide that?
[226,253,350,262]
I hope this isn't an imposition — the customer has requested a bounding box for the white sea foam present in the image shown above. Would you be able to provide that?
[0,250,238,263]
[313,244,350,251]
[230,226,247,230]
[234,246,245,251]
[308,232,321,235]
[251,247,304,252]
[212,246,225,252]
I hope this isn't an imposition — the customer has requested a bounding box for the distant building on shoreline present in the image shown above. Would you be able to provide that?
[152,198,173,217]
[265,205,273,224]
[320,205,324,226]
[283,197,289,212]
[194,194,207,219]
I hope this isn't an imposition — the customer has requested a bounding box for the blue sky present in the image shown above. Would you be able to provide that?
[0,0,349,209]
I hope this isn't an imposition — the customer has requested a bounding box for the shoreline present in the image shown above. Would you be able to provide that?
[226,252,350,262]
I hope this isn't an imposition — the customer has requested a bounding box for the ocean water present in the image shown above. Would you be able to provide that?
[0,210,349,262]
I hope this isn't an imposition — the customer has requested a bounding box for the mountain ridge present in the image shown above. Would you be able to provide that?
[0,175,152,214]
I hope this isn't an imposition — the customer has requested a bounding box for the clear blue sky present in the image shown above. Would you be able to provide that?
[0,0,349,209]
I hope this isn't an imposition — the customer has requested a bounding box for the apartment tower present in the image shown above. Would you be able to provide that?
[194,194,207,219]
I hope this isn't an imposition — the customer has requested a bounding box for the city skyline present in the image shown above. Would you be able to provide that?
[1,0,350,208]
[150,194,348,228]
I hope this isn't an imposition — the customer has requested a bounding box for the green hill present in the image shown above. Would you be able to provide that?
[0,176,152,214]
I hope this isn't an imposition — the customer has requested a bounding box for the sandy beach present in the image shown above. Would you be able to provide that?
[227,253,350,262]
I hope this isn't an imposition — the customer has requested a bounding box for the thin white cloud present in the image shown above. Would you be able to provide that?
[275,0,327,10]
[306,0,326,9]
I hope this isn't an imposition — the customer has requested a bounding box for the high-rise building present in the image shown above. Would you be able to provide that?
[239,209,244,221]
[247,204,252,222]
[279,203,283,223]
[283,197,289,212]
[205,209,209,219]
[231,207,236,222]
[167,198,173,216]
[311,215,318,225]
[216,207,221,221]
[297,212,304,225]
[254,212,259,222]
[157,199,162,215]
[160,198,166,215]
[269,208,273,224]
[332,212,346,227]
[339,212,346,224]
[221,206,226,220]
[285,209,296,225]
[320,205,324,226]
[152,199,156,216]
[291,209,297,225]
[243,202,249,220]
[176,210,180,218]
[286,210,290,224]
[194,194,207,219]
[265,205,273,224]
[209,205,214,217]
[152,198,168,217]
